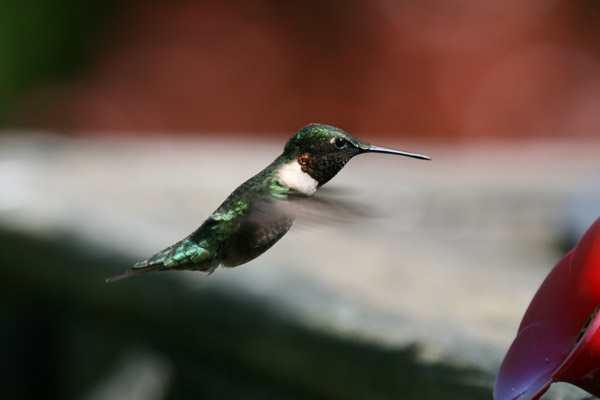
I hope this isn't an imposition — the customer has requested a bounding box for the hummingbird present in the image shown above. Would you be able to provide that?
[106,124,430,283]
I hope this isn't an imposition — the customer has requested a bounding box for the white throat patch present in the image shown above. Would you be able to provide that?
[277,160,318,196]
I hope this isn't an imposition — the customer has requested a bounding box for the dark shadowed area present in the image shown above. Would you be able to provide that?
[1,229,490,400]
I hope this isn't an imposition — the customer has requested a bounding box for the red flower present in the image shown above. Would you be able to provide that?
[495,217,600,399]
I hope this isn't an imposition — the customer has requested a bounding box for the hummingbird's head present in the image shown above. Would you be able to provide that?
[283,123,430,186]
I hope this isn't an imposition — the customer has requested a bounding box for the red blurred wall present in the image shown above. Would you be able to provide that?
[11,0,600,140]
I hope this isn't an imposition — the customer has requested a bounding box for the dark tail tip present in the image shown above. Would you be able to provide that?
[105,265,165,283]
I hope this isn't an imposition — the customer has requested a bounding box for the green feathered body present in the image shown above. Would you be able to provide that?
[106,154,299,282]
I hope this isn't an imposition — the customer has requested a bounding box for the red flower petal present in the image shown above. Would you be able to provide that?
[495,218,600,400]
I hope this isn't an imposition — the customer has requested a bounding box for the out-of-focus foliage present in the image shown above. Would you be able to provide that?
[0,0,116,123]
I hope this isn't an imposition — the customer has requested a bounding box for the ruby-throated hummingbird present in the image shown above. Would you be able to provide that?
[106,123,430,283]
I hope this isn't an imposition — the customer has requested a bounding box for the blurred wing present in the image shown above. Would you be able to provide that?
[245,188,374,229]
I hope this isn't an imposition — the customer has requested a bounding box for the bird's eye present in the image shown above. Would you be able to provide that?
[334,137,347,149]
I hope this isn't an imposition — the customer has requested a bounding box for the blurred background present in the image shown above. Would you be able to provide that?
[1,1,600,399]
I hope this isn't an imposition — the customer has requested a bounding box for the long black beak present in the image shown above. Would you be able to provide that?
[362,144,431,160]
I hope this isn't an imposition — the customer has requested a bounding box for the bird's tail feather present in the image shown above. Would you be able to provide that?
[105,264,165,283]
